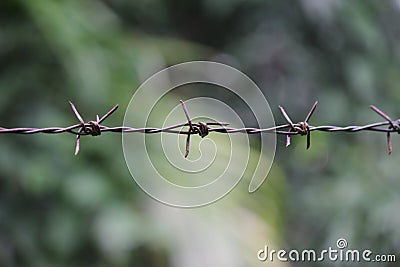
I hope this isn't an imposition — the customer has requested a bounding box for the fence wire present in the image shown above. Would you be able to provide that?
[0,100,399,156]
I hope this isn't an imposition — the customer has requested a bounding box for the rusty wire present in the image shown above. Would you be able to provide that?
[0,100,399,156]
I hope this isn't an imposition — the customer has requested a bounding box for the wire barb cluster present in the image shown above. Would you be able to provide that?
[278,101,318,149]
[68,101,119,155]
[0,100,399,156]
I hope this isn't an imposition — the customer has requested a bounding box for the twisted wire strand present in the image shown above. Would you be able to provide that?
[0,101,399,155]
[0,122,396,135]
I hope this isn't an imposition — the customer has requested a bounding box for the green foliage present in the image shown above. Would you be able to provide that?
[0,0,399,266]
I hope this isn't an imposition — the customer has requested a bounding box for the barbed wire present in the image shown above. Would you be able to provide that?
[1,100,399,156]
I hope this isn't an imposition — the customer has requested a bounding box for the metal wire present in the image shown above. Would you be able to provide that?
[1,100,399,156]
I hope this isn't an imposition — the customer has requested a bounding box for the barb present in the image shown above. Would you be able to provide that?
[278,101,317,149]
[369,105,400,155]
[68,101,119,155]
[1,100,399,156]
[180,100,193,158]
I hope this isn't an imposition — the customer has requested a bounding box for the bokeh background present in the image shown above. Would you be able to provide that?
[1,0,400,266]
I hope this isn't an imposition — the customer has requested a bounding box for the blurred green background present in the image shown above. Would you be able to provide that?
[1,0,400,266]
